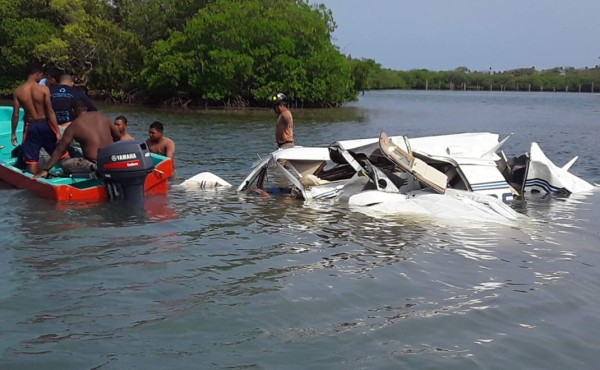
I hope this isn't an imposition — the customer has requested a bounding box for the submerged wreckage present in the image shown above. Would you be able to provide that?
[185,131,595,224]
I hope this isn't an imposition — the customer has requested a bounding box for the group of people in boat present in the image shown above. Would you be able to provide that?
[10,63,175,178]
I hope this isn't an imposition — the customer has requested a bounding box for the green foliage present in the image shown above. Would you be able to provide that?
[138,0,354,106]
[113,0,212,45]
[367,66,600,93]
[371,69,408,89]
[0,0,60,92]
[35,1,140,91]
[349,58,381,91]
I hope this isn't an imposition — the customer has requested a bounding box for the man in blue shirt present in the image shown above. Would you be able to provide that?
[50,74,97,134]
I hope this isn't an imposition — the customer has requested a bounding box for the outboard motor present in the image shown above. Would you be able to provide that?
[97,141,155,204]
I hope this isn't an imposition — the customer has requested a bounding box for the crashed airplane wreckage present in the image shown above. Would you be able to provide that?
[184,132,595,224]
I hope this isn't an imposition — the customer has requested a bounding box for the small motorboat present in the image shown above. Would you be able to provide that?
[0,106,173,202]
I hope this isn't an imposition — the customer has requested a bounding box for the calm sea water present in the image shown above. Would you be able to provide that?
[1,91,599,369]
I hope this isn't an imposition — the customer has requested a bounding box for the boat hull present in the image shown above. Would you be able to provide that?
[0,156,173,202]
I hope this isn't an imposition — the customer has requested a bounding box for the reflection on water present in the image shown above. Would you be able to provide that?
[2,185,599,369]
[1,92,600,369]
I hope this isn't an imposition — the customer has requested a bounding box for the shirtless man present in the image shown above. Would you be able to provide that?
[11,64,61,174]
[114,115,135,141]
[271,93,294,148]
[146,121,175,161]
[35,103,121,178]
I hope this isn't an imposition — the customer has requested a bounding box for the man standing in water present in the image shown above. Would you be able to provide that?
[146,121,175,162]
[271,93,294,149]
[11,63,61,174]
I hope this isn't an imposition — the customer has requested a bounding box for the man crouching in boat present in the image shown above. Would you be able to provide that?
[35,101,121,178]
[11,63,61,175]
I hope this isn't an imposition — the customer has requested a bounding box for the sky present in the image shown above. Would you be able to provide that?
[310,0,600,72]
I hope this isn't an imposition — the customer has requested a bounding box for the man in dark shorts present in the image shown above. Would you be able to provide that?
[35,103,121,178]
[11,63,61,175]
[50,74,97,134]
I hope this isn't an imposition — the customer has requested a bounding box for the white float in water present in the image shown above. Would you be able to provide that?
[180,172,232,189]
